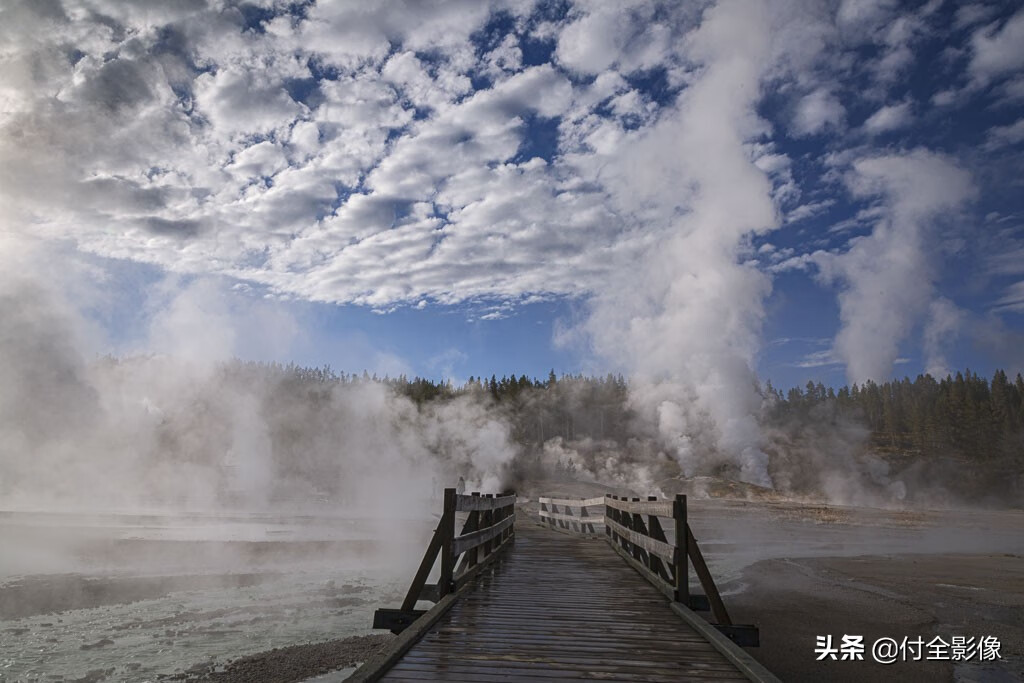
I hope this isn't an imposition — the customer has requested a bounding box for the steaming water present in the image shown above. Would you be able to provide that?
[0,510,432,682]
[684,500,1024,591]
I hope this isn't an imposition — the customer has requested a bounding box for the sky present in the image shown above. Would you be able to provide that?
[1,0,1023,391]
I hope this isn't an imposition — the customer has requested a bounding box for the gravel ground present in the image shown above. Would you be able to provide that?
[167,634,393,683]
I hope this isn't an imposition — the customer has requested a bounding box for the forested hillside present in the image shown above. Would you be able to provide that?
[102,358,1021,506]
[763,370,1024,465]
[287,363,1024,467]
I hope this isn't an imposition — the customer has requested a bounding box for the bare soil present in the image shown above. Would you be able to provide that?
[166,634,393,683]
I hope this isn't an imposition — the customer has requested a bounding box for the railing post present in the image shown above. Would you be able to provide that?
[469,492,481,568]
[613,495,627,550]
[646,495,665,579]
[580,498,594,534]
[482,494,494,556]
[609,495,618,544]
[505,491,515,541]
[439,487,456,598]
[673,493,689,605]
[630,498,644,564]
[497,494,506,542]
[604,494,611,538]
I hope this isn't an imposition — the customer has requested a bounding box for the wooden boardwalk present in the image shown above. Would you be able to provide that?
[378,523,754,681]
[351,491,779,682]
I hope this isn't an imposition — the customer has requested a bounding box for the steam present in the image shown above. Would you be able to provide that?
[0,243,518,516]
[922,297,964,379]
[817,150,975,384]
[583,0,778,487]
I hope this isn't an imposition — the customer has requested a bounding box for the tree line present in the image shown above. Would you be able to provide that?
[763,370,1024,469]
[236,360,1024,462]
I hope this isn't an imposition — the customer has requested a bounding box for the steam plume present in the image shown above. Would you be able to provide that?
[584,0,778,486]
[817,150,975,384]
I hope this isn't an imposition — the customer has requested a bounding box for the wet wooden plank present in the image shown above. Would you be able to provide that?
[373,523,756,682]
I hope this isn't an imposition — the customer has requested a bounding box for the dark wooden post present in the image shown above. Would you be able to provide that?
[482,494,494,556]
[498,495,505,542]
[468,492,481,567]
[439,487,456,598]
[499,494,508,541]
[580,499,594,534]
[616,496,629,553]
[646,495,666,579]
[630,498,644,564]
[604,494,611,538]
[506,491,515,541]
[687,523,732,626]
[631,498,654,569]
[616,495,629,552]
[673,493,689,605]
[609,495,619,546]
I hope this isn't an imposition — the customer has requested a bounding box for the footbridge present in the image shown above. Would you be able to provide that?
[348,490,779,682]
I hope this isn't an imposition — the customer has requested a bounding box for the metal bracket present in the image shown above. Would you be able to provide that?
[714,623,760,647]
[688,594,710,612]
[373,608,426,634]
[418,583,440,603]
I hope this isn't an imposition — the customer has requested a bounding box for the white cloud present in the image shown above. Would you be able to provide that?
[555,1,681,76]
[969,9,1024,85]
[786,199,835,223]
[1002,76,1024,102]
[793,348,842,368]
[0,0,1014,392]
[993,280,1024,313]
[984,118,1024,150]
[863,100,913,134]
[931,88,961,107]
[791,88,845,137]
[194,66,306,138]
[954,3,999,31]
[836,0,898,36]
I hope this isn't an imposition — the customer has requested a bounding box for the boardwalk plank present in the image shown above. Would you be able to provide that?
[372,522,760,682]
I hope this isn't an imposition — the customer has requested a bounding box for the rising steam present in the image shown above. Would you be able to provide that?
[0,241,518,515]
[583,0,778,487]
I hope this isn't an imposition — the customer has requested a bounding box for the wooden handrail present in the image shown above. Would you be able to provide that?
[605,493,732,627]
[539,510,606,524]
[538,495,606,507]
[604,517,675,562]
[604,496,674,517]
[536,491,738,634]
[452,515,514,555]
[373,487,516,635]
[538,495,604,535]
[457,493,516,512]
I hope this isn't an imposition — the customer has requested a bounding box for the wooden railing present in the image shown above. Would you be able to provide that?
[536,492,758,646]
[373,488,515,634]
[538,496,605,535]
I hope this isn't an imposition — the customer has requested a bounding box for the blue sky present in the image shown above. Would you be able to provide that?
[1,0,1023,392]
